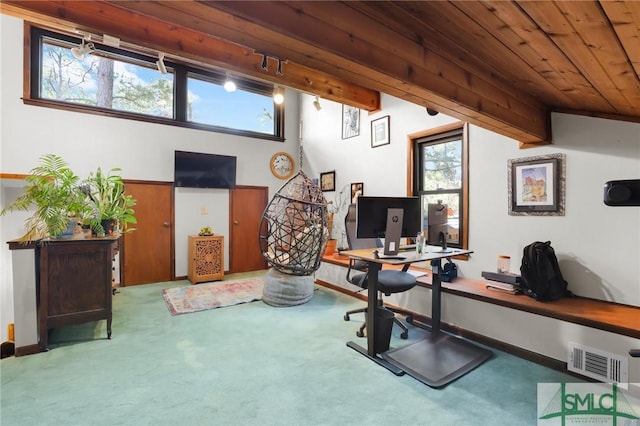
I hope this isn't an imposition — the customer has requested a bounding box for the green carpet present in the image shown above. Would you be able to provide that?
[1,272,581,425]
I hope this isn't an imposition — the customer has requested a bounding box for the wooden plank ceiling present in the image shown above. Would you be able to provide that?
[2,1,639,147]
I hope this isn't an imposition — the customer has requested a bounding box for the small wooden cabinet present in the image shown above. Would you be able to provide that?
[188,234,224,284]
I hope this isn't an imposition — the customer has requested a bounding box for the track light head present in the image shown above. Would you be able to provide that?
[71,40,95,60]
[156,53,167,74]
[273,86,285,105]
[426,107,439,116]
[313,96,322,111]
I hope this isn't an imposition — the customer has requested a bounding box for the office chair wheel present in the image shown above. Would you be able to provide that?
[344,314,350,321]
[400,330,408,339]
[356,330,365,338]
[405,314,414,325]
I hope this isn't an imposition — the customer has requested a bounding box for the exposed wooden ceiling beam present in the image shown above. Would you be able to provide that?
[192,0,551,144]
[0,0,380,112]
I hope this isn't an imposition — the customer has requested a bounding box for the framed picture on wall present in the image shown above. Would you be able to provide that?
[320,171,336,192]
[371,115,390,148]
[350,182,363,204]
[508,153,565,216]
[342,105,360,139]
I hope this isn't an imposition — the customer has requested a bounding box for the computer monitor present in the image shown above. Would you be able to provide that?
[427,202,450,252]
[356,196,421,255]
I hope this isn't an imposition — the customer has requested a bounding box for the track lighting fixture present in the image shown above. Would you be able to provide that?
[71,38,95,60]
[223,73,237,92]
[256,52,286,76]
[273,86,285,105]
[156,53,167,74]
[313,96,322,111]
[426,107,439,116]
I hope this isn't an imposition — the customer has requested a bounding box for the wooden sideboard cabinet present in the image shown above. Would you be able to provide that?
[7,237,117,354]
[38,238,116,351]
[188,234,224,284]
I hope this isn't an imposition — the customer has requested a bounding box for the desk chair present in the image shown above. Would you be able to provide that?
[342,204,417,339]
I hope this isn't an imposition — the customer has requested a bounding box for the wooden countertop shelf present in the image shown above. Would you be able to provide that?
[321,254,640,339]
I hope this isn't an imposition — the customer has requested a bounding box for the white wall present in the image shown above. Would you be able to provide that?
[467,119,640,304]
[301,93,640,307]
[302,94,457,199]
[0,15,300,341]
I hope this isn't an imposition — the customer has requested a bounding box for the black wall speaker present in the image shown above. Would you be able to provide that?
[603,179,640,206]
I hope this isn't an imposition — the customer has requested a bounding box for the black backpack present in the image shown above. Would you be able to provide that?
[520,241,570,301]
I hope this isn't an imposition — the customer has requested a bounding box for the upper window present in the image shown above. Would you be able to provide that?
[40,38,174,118]
[187,73,275,135]
[411,124,468,249]
[28,26,284,141]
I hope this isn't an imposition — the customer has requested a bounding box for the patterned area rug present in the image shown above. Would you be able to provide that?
[162,277,264,315]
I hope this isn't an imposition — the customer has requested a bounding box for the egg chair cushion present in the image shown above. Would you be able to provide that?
[262,268,315,307]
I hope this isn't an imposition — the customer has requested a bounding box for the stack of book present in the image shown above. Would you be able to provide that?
[481,271,522,295]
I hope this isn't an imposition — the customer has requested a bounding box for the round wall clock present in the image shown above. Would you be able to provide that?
[270,151,295,180]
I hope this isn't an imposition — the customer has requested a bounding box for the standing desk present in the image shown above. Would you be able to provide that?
[342,246,492,387]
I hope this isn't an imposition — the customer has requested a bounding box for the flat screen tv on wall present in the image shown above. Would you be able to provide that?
[174,150,237,189]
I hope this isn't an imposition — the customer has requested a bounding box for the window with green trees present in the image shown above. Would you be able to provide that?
[412,124,468,248]
[29,26,283,140]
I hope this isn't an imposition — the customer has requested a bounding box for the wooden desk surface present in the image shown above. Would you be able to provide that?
[342,246,473,265]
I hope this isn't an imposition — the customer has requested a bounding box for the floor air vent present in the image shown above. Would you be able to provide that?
[568,342,628,388]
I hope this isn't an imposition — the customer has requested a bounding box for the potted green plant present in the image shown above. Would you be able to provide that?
[83,167,137,236]
[0,154,92,239]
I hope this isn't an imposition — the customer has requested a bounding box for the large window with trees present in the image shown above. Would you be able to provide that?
[28,26,283,140]
[411,123,468,249]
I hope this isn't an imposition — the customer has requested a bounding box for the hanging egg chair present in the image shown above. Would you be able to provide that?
[259,170,329,276]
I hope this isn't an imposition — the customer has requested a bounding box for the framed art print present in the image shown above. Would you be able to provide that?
[508,153,565,216]
[371,115,390,148]
[320,171,336,192]
[350,182,363,204]
[342,105,360,139]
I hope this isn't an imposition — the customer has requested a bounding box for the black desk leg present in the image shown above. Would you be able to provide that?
[431,258,442,334]
[405,258,443,333]
[382,256,493,387]
[366,261,381,356]
[346,261,403,376]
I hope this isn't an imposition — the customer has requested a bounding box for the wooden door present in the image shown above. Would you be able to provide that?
[121,181,174,285]
[230,186,268,273]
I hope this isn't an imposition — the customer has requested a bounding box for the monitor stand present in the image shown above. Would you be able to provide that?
[383,208,403,256]
[428,224,451,253]
[435,231,452,254]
